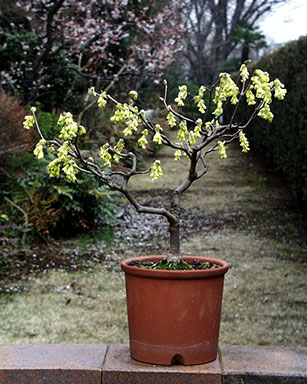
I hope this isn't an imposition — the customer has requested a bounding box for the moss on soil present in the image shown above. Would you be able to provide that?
[128,259,220,270]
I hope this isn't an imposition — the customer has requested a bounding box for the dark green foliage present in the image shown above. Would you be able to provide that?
[47,172,118,237]
[0,215,30,274]
[73,227,114,248]
[5,152,118,240]
[232,22,267,63]
[221,57,243,74]
[34,107,60,138]
[240,37,307,210]
[0,30,81,110]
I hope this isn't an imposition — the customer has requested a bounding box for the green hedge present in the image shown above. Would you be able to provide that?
[243,37,307,210]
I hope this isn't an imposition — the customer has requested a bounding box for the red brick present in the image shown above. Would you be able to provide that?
[220,345,307,384]
[0,344,106,384]
[102,344,222,384]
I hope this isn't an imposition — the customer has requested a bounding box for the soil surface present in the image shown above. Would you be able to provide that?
[0,131,306,346]
[127,258,221,270]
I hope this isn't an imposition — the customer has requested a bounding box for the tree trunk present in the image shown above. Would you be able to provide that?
[167,220,181,262]
[166,193,182,262]
[241,44,250,63]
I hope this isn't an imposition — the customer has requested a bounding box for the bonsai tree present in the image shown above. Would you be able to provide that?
[23,64,286,266]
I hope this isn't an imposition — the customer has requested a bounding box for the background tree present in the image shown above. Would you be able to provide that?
[233,22,267,63]
[180,0,286,84]
[0,0,184,108]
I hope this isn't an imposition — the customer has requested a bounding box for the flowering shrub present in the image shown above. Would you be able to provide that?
[2,0,184,105]
[24,65,286,262]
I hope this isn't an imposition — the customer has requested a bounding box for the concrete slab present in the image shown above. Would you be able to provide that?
[220,345,307,384]
[102,343,222,384]
[0,344,107,384]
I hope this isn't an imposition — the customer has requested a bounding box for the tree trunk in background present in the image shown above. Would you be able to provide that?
[241,44,250,63]
[180,0,286,84]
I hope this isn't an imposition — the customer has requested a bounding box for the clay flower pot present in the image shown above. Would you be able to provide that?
[121,255,229,365]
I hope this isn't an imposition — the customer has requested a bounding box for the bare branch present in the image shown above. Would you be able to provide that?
[120,188,178,225]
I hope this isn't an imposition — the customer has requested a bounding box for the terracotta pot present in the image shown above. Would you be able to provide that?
[121,255,229,366]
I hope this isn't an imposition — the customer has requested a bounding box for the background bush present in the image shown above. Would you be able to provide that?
[0,92,34,179]
[0,100,118,246]
[7,153,117,240]
[0,30,84,111]
[239,37,307,211]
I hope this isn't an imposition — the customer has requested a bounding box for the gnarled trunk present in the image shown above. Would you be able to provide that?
[166,193,181,262]
[167,220,180,262]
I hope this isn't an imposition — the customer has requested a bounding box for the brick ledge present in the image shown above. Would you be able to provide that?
[0,344,306,383]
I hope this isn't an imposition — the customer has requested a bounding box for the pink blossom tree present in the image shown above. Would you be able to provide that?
[1,0,185,105]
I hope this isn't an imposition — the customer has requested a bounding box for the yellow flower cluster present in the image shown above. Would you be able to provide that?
[273,79,287,100]
[62,160,78,182]
[153,124,163,145]
[33,139,46,159]
[99,140,126,166]
[213,73,239,116]
[177,120,188,140]
[47,159,61,177]
[58,112,79,140]
[41,137,79,182]
[150,160,163,181]
[240,64,249,81]
[166,111,177,128]
[111,103,140,136]
[174,149,182,161]
[239,131,250,153]
[138,129,148,149]
[23,115,35,130]
[217,141,228,159]
[113,139,125,163]
[194,119,202,138]
[99,144,112,168]
[51,139,78,182]
[194,86,206,114]
[242,68,287,122]
[174,85,187,107]
[98,92,107,108]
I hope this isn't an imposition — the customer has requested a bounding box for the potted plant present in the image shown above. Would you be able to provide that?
[23,64,286,365]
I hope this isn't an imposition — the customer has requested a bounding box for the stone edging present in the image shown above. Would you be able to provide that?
[0,344,306,383]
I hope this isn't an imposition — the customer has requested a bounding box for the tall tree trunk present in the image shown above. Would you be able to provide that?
[241,44,250,63]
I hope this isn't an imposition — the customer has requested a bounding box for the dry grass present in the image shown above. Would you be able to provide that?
[0,131,306,346]
[183,232,306,346]
[0,270,128,344]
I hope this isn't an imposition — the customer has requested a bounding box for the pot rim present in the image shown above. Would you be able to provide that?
[121,255,229,279]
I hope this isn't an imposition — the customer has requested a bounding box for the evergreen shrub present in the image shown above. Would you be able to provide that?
[240,37,307,210]
[9,154,117,239]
